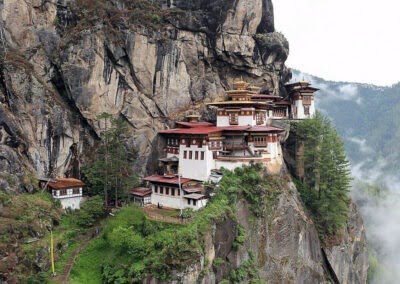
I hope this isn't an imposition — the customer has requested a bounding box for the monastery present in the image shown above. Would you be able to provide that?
[131,80,319,210]
[39,177,86,209]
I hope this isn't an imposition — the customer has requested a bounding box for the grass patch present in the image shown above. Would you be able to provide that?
[70,164,280,283]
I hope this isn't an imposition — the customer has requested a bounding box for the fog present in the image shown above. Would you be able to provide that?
[291,70,400,283]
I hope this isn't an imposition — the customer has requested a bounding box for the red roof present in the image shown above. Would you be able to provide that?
[160,124,285,135]
[221,126,284,132]
[47,178,85,189]
[143,175,193,185]
[159,127,222,135]
[246,126,285,133]
[130,187,152,197]
[183,185,203,193]
[176,121,215,128]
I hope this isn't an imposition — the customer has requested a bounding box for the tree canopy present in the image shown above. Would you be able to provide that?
[294,113,351,239]
[83,113,138,206]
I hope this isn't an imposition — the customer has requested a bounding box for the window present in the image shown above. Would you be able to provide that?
[193,200,197,206]
[195,151,199,160]
[177,189,180,196]
[184,151,187,159]
[189,151,193,159]
[60,189,67,196]
[304,106,310,115]
[155,186,158,193]
[160,187,164,194]
[171,188,175,196]
[229,113,239,125]
[201,152,205,160]
[254,136,267,147]
[187,199,191,205]
[256,112,264,125]
[73,188,80,194]
[166,187,169,195]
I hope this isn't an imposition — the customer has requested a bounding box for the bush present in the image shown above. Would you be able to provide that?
[75,196,105,227]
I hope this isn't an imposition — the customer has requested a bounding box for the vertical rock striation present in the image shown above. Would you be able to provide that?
[0,0,290,187]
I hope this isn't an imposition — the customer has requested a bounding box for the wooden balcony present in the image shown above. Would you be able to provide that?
[224,142,248,150]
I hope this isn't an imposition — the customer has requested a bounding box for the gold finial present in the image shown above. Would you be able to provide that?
[233,77,249,90]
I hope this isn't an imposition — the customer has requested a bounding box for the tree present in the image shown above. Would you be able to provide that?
[295,113,351,238]
[83,113,138,206]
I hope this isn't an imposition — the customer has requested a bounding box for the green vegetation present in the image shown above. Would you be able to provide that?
[293,113,351,240]
[0,192,62,282]
[71,165,280,283]
[229,253,258,283]
[83,114,138,205]
[61,0,185,46]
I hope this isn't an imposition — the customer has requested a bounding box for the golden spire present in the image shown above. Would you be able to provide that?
[233,77,249,90]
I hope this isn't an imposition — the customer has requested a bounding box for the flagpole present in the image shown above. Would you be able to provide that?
[50,229,55,276]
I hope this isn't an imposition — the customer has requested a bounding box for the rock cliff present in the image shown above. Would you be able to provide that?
[0,0,289,190]
[147,176,368,284]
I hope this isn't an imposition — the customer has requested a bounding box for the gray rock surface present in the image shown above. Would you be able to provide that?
[0,0,289,187]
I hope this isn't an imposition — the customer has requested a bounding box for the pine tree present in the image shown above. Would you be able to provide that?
[295,112,351,238]
[83,113,138,207]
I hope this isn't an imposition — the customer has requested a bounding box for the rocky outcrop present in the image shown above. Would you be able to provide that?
[324,203,369,284]
[0,0,290,190]
[157,180,368,283]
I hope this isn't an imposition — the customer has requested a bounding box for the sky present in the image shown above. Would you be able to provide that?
[273,0,400,86]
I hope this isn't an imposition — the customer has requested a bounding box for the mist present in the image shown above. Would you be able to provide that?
[291,70,400,283]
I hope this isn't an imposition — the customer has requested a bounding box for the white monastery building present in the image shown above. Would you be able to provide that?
[138,80,319,210]
[39,178,86,210]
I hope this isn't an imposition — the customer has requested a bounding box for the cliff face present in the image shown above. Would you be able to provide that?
[0,0,289,191]
[148,178,368,284]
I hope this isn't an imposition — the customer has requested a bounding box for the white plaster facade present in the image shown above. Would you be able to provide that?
[150,184,206,211]
[52,187,84,209]
[184,198,208,210]
[178,143,215,181]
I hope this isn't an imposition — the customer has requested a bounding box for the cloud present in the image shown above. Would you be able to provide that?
[291,71,362,105]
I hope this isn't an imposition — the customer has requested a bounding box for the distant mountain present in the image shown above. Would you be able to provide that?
[291,70,400,184]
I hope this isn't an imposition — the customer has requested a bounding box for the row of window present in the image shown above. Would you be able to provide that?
[183,150,205,160]
[167,138,179,146]
[187,199,198,206]
[154,186,181,196]
[53,188,81,196]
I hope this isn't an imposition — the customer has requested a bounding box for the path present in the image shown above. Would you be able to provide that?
[143,205,193,224]
[52,226,101,284]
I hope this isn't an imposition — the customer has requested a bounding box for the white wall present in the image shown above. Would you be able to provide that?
[294,99,305,119]
[60,196,84,210]
[217,115,230,127]
[179,144,214,181]
[310,100,316,117]
[184,198,208,211]
[150,184,184,209]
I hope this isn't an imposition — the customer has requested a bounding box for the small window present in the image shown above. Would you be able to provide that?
[193,200,197,206]
[229,113,239,125]
[160,187,164,194]
[195,151,199,160]
[201,152,205,160]
[304,106,310,115]
[171,188,175,196]
[189,151,193,159]
[187,199,191,205]
[60,189,67,196]
[177,189,180,196]
[184,151,187,159]
[73,188,80,194]
[155,186,158,193]
[166,188,169,195]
